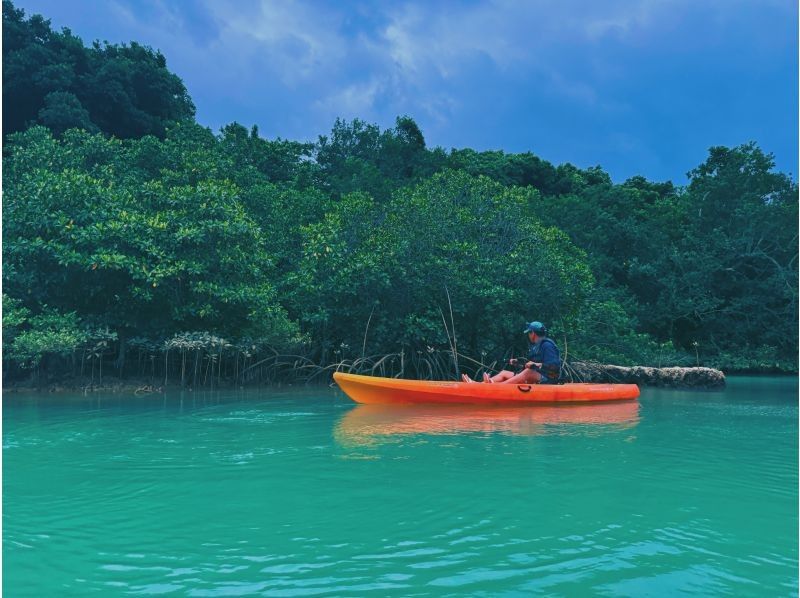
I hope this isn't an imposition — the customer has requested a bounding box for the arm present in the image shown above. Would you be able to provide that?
[524,346,541,370]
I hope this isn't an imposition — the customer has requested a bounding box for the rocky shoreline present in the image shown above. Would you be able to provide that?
[565,361,726,389]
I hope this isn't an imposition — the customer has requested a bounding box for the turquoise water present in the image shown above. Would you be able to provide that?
[4,377,797,596]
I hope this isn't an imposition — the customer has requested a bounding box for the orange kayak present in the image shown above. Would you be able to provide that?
[333,372,640,405]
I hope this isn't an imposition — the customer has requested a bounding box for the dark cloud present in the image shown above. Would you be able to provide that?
[13,0,798,182]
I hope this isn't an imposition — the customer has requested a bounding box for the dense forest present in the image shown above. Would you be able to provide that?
[3,1,797,387]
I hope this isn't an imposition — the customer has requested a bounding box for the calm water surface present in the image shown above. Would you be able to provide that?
[4,376,797,596]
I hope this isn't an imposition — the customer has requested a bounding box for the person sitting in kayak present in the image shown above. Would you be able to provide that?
[461,321,561,384]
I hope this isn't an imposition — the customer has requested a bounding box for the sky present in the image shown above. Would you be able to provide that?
[13,0,799,183]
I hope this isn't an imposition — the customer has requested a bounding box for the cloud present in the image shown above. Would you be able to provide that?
[201,0,348,85]
[313,77,383,120]
[370,0,675,117]
[46,0,792,180]
[381,2,521,78]
[99,0,755,128]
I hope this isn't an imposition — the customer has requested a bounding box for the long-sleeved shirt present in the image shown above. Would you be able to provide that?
[527,337,561,381]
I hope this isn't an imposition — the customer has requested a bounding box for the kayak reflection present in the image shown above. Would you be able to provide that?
[335,400,640,445]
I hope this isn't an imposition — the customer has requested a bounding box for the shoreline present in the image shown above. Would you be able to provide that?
[1,376,317,395]
[4,366,791,395]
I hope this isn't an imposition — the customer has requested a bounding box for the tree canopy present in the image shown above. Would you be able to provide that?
[3,0,195,139]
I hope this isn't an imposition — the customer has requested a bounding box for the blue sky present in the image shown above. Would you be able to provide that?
[14,0,798,183]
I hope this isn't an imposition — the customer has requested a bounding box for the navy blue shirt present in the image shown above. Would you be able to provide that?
[527,337,561,380]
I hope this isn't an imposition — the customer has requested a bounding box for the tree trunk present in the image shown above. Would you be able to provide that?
[114,330,127,378]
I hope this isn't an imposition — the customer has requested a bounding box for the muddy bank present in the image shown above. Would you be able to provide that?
[2,375,313,395]
[3,376,169,395]
[566,361,726,389]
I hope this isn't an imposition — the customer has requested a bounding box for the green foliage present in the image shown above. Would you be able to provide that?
[218,122,317,187]
[286,171,594,361]
[3,0,194,138]
[562,294,690,367]
[3,119,797,378]
[446,149,587,196]
[532,143,798,368]
[3,116,796,378]
[37,91,98,136]
[315,116,445,200]
[677,143,798,354]
[705,346,796,374]
[3,126,300,356]
[5,307,87,369]
[3,293,29,330]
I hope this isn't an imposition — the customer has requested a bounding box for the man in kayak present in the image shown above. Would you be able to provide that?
[462,321,561,384]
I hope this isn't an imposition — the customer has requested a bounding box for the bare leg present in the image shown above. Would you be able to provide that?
[487,369,516,383]
[499,368,542,384]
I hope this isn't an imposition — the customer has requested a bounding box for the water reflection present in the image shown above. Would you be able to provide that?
[335,401,640,446]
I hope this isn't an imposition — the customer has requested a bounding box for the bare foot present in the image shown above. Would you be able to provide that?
[461,374,475,383]
[482,372,494,383]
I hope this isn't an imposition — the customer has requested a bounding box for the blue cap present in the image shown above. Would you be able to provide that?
[523,321,547,335]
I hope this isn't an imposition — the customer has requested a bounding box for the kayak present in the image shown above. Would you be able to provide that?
[333,372,640,405]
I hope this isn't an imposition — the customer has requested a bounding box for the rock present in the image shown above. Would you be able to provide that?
[566,361,725,389]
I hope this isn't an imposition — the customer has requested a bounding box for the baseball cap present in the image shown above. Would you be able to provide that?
[523,321,547,335]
